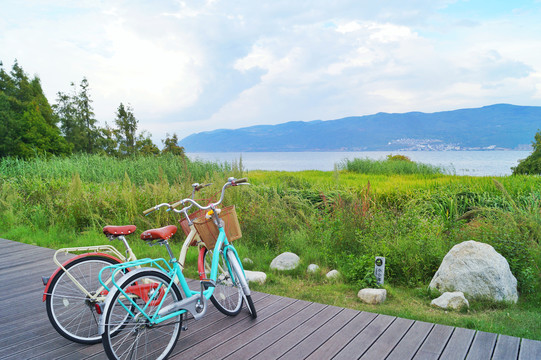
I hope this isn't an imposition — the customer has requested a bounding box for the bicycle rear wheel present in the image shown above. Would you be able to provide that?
[202,247,243,316]
[101,269,182,360]
[45,255,122,344]
[225,249,257,319]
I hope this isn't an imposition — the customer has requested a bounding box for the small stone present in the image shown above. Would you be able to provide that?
[431,291,469,310]
[307,264,320,273]
[326,269,340,279]
[270,252,300,270]
[244,270,267,285]
[243,258,254,265]
[357,288,387,305]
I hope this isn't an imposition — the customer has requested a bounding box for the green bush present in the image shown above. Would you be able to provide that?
[340,157,445,175]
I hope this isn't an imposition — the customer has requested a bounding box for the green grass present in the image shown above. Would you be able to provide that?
[1,154,540,340]
[339,157,447,175]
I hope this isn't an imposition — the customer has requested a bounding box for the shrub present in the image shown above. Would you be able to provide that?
[340,157,445,175]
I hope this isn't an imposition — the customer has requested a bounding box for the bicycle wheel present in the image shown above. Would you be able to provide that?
[45,254,122,344]
[225,249,257,319]
[102,269,182,360]
[202,247,243,316]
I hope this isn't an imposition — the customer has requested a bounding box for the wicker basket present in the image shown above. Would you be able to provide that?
[193,205,242,248]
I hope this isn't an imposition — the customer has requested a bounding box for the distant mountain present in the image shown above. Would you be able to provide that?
[179,104,541,152]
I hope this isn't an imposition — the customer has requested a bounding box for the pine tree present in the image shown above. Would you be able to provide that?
[54,78,102,153]
[114,103,138,156]
[0,60,71,158]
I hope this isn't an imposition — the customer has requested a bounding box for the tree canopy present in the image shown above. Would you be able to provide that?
[0,61,71,158]
[512,130,541,175]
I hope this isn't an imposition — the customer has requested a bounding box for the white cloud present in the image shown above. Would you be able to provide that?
[1,0,540,142]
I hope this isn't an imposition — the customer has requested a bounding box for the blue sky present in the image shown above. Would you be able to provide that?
[1,0,540,143]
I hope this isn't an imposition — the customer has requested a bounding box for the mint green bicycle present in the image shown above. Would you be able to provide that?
[98,177,256,360]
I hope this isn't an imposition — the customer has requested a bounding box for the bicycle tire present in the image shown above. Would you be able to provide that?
[226,250,257,319]
[45,254,123,344]
[101,269,182,360]
[201,247,243,316]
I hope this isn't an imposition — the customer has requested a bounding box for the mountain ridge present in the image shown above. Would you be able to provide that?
[180,104,541,152]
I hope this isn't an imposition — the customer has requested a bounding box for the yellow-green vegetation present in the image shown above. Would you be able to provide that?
[1,154,540,340]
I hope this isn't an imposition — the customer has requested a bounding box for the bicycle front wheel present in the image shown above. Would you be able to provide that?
[202,247,243,316]
[45,254,122,344]
[101,269,182,360]
[225,250,257,319]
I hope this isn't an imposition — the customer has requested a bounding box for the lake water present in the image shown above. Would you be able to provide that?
[187,151,532,176]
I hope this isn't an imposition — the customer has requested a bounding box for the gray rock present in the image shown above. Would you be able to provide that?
[244,270,267,285]
[270,252,300,270]
[357,288,387,304]
[243,258,254,266]
[326,269,340,279]
[429,240,518,303]
[307,264,320,273]
[431,291,469,310]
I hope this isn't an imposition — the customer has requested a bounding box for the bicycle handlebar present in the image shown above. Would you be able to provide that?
[177,177,248,211]
[142,178,248,216]
[143,182,213,216]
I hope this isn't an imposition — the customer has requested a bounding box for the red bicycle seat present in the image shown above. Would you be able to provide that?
[140,225,177,241]
[103,225,137,236]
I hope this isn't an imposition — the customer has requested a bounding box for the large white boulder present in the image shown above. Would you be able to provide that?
[270,252,300,270]
[429,240,518,303]
[244,270,267,285]
[357,288,387,305]
[431,291,469,310]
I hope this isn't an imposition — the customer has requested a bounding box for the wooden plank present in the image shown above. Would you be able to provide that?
[492,335,520,360]
[519,338,541,360]
[387,321,434,360]
[279,307,360,360]
[195,298,305,360]
[466,331,498,360]
[413,324,455,360]
[440,327,476,360]
[332,314,396,360]
[305,311,378,360]
[0,258,55,280]
[250,305,343,360]
[223,301,326,359]
[360,317,415,360]
[175,295,297,359]
[161,292,275,359]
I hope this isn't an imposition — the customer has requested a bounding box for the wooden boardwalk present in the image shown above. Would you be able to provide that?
[0,238,540,360]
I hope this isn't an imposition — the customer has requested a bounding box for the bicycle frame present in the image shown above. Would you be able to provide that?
[43,225,205,303]
[98,225,245,332]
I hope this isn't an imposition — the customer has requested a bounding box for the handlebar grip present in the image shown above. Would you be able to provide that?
[194,183,212,191]
[170,200,183,209]
[234,178,248,184]
[143,207,156,215]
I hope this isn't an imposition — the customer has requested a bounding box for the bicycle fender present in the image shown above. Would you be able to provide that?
[42,252,123,302]
[197,247,206,280]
